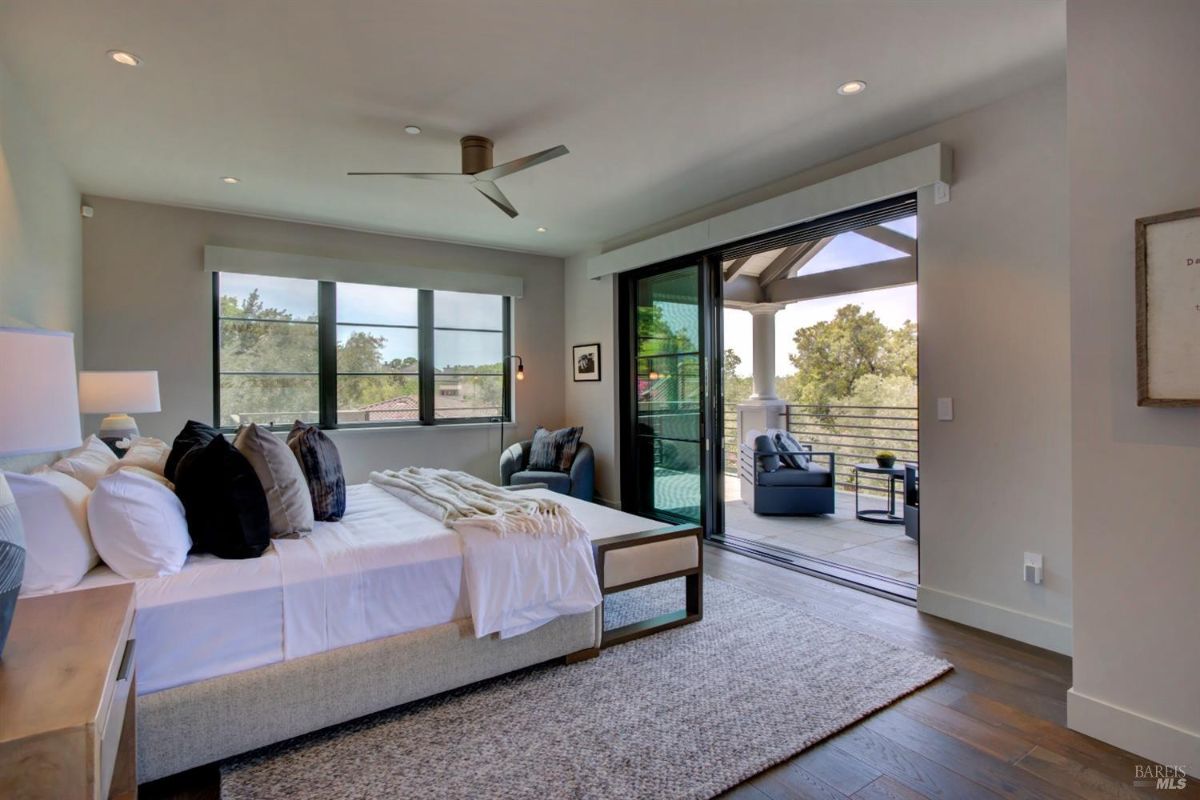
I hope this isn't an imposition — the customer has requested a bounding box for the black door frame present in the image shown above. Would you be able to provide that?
[617,253,725,538]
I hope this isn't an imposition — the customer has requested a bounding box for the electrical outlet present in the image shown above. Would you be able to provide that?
[1023,552,1043,585]
[937,397,954,421]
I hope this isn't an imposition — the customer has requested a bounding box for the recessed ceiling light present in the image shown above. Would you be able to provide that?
[107,50,142,67]
[536,226,547,233]
[837,80,867,96]
[220,176,240,184]
[404,125,422,135]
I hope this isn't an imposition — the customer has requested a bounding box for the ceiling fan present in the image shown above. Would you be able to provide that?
[348,135,568,219]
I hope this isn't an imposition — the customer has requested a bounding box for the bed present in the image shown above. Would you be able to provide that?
[67,484,701,782]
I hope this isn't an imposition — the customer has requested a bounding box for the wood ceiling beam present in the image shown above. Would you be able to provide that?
[756,244,809,287]
[765,256,916,304]
[856,225,916,255]
[788,237,833,278]
[723,275,766,306]
[722,257,751,282]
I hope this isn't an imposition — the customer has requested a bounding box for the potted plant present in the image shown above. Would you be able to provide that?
[875,451,897,468]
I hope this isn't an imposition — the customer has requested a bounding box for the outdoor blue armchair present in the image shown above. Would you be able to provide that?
[738,430,836,515]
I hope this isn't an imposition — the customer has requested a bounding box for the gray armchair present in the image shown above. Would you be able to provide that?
[500,440,595,501]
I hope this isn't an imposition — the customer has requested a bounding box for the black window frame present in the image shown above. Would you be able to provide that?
[213,272,512,431]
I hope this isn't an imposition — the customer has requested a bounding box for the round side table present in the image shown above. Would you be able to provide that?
[854,463,906,524]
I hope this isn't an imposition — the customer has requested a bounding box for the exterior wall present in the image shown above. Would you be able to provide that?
[1066,0,1200,769]
[82,197,566,483]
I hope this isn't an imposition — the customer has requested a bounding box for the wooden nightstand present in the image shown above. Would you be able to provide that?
[0,583,137,799]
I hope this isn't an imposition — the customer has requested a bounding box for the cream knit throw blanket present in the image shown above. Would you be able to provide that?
[369,467,587,541]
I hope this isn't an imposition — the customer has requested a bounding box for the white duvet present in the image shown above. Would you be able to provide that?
[370,468,602,638]
[69,484,634,694]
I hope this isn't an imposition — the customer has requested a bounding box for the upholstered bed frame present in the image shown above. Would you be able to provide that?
[137,608,601,781]
[137,521,702,782]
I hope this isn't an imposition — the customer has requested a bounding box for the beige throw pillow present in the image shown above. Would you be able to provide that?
[52,434,118,489]
[108,436,172,477]
[234,423,314,538]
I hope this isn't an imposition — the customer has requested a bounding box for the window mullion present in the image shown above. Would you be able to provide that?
[318,281,338,428]
[418,289,434,425]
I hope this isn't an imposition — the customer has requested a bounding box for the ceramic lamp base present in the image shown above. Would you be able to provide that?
[0,474,26,658]
[98,413,140,455]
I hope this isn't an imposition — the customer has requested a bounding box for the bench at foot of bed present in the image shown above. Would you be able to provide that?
[593,524,703,648]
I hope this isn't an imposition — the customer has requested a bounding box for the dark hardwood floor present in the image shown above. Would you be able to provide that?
[143,545,1194,800]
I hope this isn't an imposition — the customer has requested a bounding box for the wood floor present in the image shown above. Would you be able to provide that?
[143,545,1193,800]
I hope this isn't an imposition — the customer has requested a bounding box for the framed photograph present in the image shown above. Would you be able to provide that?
[1136,206,1200,406]
[572,343,601,382]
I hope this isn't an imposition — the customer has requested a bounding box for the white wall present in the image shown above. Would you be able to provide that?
[1066,0,1200,769]
[563,253,620,504]
[563,78,1073,652]
[0,59,81,341]
[82,197,566,483]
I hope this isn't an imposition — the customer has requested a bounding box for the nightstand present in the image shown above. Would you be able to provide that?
[0,583,137,799]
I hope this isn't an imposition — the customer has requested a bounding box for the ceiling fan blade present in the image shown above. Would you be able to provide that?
[475,145,569,182]
[347,172,473,182]
[473,181,519,218]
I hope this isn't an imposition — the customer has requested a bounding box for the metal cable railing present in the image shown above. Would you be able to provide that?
[724,403,918,496]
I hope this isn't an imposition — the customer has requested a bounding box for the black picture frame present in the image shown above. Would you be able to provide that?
[572,343,601,382]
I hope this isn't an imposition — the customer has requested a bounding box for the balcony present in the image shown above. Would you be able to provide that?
[722,403,919,591]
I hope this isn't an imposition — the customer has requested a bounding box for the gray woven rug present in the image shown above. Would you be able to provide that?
[221,578,950,800]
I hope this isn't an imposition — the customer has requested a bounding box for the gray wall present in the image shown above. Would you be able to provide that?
[1066,0,1200,768]
[82,197,566,483]
[565,78,1073,652]
[0,59,81,342]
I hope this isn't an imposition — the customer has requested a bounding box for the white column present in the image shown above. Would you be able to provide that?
[736,303,787,447]
[748,303,785,401]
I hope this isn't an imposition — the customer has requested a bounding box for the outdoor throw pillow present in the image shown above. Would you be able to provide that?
[753,434,780,472]
[774,430,811,470]
[287,421,347,521]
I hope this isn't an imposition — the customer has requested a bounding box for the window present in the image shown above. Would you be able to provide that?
[214,274,511,429]
[433,291,506,421]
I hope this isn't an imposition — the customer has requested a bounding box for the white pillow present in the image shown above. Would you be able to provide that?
[108,436,171,477]
[89,470,192,579]
[7,470,98,595]
[52,435,118,489]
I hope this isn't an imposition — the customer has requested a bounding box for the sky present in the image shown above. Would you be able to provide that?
[219,274,504,367]
[724,216,917,377]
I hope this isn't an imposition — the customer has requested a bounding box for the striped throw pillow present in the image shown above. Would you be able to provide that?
[527,426,585,472]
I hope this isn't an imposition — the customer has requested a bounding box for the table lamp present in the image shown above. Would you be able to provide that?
[0,328,83,657]
[78,370,161,452]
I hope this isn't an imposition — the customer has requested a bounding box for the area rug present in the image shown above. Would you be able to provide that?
[221,578,951,800]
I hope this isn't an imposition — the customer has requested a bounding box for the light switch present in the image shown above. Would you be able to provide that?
[937,397,954,421]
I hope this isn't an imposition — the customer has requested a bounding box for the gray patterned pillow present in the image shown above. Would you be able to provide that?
[286,422,346,521]
[527,426,584,472]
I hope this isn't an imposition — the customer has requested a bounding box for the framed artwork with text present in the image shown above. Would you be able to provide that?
[1136,206,1200,406]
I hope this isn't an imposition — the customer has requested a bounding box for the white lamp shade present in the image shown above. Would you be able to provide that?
[79,371,161,414]
[0,328,83,456]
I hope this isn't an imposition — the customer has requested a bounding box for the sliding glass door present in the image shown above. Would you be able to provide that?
[619,258,723,534]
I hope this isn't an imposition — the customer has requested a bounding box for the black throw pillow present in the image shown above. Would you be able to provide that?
[174,434,271,559]
[164,419,219,482]
[287,421,346,521]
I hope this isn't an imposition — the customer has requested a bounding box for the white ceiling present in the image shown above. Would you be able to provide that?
[0,1,1064,257]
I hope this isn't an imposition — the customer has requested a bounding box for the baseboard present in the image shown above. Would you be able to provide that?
[1068,688,1200,773]
[593,495,620,510]
[917,585,1072,655]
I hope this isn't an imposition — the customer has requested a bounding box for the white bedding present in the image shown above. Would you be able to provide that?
[71,484,662,695]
